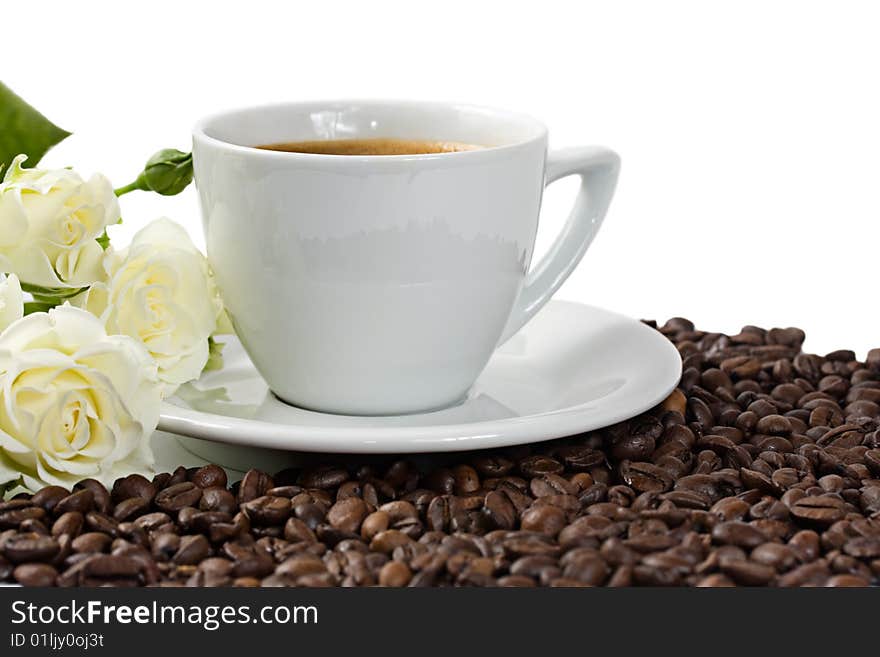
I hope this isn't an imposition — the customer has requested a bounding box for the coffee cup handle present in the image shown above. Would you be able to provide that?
[498,146,621,344]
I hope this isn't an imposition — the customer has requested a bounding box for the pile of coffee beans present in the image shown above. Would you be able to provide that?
[2,318,879,586]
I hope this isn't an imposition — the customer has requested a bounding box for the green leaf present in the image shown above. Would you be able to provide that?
[20,282,89,306]
[0,82,71,173]
[97,229,111,251]
[23,301,55,315]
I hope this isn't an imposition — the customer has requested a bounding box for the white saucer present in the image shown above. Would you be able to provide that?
[158,301,681,457]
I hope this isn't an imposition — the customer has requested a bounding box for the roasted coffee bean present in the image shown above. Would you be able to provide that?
[710,497,750,521]
[612,433,656,461]
[711,521,767,549]
[73,480,111,514]
[155,483,202,512]
[31,487,69,513]
[242,496,292,526]
[720,559,776,585]
[54,490,94,516]
[378,560,412,586]
[519,455,564,477]
[111,475,156,504]
[14,563,58,586]
[521,506,566,536]
[370,530,411,554]
[0,507,45,529]
[51,512,84,538]
[284,517,317,544]
[298,466,347,490]
[484,491,517,530]
[78,555,145,585]
[190,465,228,489]
[360,511,390,541]
[843,536,880,558]
[790,496,846,526]
[238,470,275,503]
[751,542,798,571]
[151,533,180,561]
[113,498,150,522]
[452,465,480,494]
[825,574,870,587]
[472,455,514,477]
[173,535,211,565]
[199,486,237,514]
[326,498,368,534]
[72,532,112,554]
[620,461,674,493]
[6,317,880,588]
[3,533,60,563]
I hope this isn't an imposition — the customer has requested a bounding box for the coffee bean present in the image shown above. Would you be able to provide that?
[14,563,58,586]
[825,574,870,587]
[778,561,830,587]
[370,530,411,553]
[173,535,211,565]
[194,487,235,515]
[6,317,880,588]
[79,555,145,585]
[521,506,566,536]
[612,433,656,461]
[452,465,480,494]
[790,496,845,526]
[843,536,880,558]
[72,532,112,554]
[113,498,150,522]
[750,542,798,571]
[484,491,517,530]
[73,480,111,514]
[326,498,368,534]
[720,559,776,585]
[51,512,84,538]
[0,507,46,529]
[54,490,94,516]
[190,465,228,489]
[472,455,514,477]
[756,414,793,435]
[3,534,60,563]
[298,466,347,490]
[711,521,767,549]
[710,497,750,521]
[31,487,69,513]
[243,496,292,526]
[112,474,156,503]
[519,455,564,477]
[282,517,316,544]
[238,470,275,503]
[379,560,412,586]
[360,511,390,541]
[155,483,203,512]
[620,461,673,493]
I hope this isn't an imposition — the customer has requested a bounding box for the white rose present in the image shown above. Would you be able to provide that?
[0,273,23,332]
[0,155,120,289]
[79,218,219,394]
[0,306,161,491]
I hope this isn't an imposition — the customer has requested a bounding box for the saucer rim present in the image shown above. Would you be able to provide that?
[157,301,682,453]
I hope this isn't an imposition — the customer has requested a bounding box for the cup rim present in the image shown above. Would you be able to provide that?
[192,99,549,162]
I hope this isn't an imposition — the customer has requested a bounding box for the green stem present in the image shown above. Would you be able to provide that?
[114,175,146,197]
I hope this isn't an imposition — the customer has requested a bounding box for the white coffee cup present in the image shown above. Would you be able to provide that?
[192,101,619,415]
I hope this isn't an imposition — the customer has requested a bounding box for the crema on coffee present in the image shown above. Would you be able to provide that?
[256,138,483,156]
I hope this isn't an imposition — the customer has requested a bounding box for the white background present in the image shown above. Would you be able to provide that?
[5,0,878,357]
